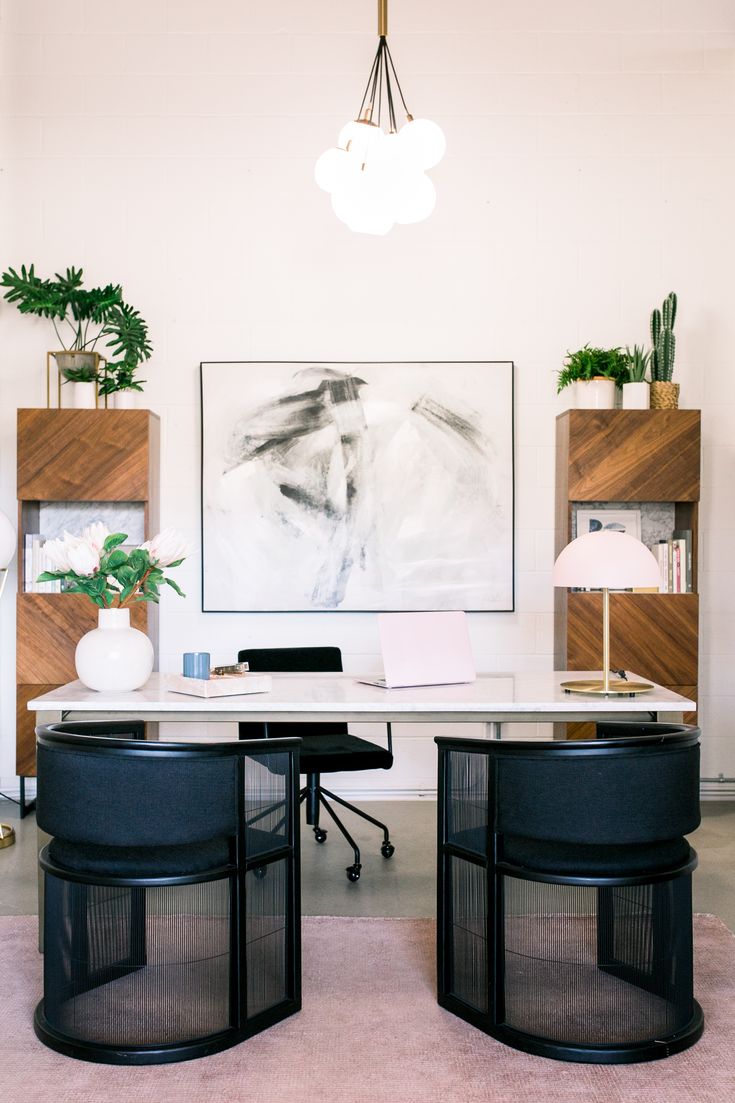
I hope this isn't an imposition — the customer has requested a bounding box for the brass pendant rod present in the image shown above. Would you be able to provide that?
[602,587,610,694]
[378,0,388,37]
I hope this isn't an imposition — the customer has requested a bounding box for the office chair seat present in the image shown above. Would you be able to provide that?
[299,733,393,775]
[238,646,395,882]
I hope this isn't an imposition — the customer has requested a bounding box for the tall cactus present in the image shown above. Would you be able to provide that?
[650,292,677,382]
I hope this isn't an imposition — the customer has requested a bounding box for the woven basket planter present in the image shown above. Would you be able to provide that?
[650,381,680,409]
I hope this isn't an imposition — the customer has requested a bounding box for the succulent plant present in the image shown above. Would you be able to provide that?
[625,345,651,383]
[650,292,677,382]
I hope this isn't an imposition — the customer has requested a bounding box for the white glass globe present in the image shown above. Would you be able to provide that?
[397,117,446,170]
[394,172,436,225]
[331,172,394,236]
[315,147,350,193]
[338,118,385,166]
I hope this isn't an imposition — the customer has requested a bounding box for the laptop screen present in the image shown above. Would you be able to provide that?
[377,611,476,688]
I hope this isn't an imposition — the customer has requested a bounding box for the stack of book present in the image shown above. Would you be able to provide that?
[23,535,63,593]
[652,530,692,594]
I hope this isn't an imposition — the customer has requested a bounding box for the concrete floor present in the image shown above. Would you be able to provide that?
[1,797,733,926]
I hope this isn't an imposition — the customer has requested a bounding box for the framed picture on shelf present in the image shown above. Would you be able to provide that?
[200,360,515,612]
[575,508,642,541]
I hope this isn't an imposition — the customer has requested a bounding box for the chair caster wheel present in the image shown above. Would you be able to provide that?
[314,828,327,843]
[346,864,361,882]
[381,843,395,859]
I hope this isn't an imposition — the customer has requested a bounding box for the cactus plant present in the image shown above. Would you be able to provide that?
[650,292,677,382]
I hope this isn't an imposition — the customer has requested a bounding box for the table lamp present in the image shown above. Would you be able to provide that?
[553,529,660,695]
[0,509,16,849]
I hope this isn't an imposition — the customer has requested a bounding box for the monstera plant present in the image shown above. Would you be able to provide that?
[0,264,152,397]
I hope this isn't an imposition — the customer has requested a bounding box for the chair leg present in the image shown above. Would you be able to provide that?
[319,785,393,849]
[318,794,362,881]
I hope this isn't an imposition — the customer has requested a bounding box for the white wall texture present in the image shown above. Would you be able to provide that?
[1,0,733,797]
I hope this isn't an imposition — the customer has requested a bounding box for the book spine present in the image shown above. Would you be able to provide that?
[662,536,670,595]
[656,541,669,593]
[673,529,692,593]
[23,534,32,593]
[673,541,681,593]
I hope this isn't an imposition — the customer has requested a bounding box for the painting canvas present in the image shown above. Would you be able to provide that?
[201,362,514,611]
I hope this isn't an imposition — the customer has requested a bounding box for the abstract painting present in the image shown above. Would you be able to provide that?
[200,362,514,611]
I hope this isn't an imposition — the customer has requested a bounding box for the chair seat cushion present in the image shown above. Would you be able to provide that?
[47,836,232,878]
[500,834,694,877]
[300,734,393,774]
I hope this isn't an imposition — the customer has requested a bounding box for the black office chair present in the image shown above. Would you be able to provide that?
[34,720,301,1065]
[436,722,704,1064]
[238,646,394,882]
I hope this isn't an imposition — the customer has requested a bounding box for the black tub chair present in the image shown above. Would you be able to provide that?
[436,722,704,1064]
[34,721,301,1065]
[238,646,394,882]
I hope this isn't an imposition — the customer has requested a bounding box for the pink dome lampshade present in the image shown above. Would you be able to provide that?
[553,530,660,695]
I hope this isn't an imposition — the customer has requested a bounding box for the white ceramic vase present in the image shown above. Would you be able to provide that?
[70,381,98,409]
[112,389,137,409]
[575,378,616,409]
[75,608,154,692]
[622,381,650,410]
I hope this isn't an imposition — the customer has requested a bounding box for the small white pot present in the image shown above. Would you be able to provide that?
[69,381,98,409]
[622,381,650,410]
[75,608,154,692]
[112,389,137,409]
[575,378,616,409]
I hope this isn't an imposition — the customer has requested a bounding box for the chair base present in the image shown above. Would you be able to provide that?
[301,777,394,881]
[438,995,704,1065]
[34,999,301,1066]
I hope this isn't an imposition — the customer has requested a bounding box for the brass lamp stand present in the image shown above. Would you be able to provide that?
[560,587,653,696]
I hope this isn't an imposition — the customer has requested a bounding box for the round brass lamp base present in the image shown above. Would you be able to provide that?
[561,679,654,696]
[0,823,16,848]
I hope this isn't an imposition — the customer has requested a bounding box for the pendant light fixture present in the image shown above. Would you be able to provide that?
[315,0,446,236]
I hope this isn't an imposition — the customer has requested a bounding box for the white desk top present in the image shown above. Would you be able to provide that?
[28,672,696,725]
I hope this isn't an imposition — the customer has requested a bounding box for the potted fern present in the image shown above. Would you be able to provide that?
[622,345,651,409]
[557,345,629,409]
[0,265,152,408]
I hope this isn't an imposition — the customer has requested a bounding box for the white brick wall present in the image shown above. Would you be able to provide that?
[1,0,733,794]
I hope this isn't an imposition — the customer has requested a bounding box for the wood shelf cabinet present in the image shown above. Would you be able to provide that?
[16,409,160,780]
[554,409,701,734]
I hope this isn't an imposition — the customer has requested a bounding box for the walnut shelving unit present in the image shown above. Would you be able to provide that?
[554,409,700,736]
[16,409,160,811]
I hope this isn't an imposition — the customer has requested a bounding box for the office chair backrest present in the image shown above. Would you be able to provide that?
[37,722,240,847]
[238,646,349,741]
[495,728,701,846]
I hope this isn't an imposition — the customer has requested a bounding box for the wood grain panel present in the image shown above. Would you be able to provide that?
[567,593,699,687]
[17,594,149,682]
[17,409,158,501]
[16,683,59,776]
[561,410,701,502]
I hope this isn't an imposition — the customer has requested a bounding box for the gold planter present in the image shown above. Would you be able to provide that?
[46,351,108,408]
[650,381,680,409]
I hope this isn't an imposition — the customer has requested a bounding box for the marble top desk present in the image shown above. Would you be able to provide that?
[28,672,696,734]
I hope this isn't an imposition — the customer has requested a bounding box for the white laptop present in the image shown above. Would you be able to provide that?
[361,611,476,689]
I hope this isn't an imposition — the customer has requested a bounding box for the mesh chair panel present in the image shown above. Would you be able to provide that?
[35,725,301,1064]
[43,878,232,1047]
[436,729,703,1064]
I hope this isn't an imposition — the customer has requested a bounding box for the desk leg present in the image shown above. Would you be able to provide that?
[484,722,502,741]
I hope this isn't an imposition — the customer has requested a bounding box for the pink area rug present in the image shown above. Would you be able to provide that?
[1,915,734,1103]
